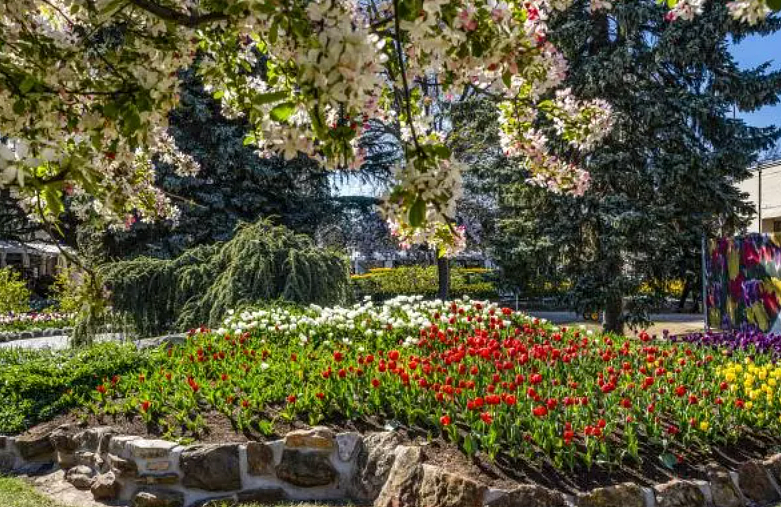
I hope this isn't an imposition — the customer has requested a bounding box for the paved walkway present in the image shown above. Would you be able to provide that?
[0,333,184,350]
[529,311,706,335]
[0,334,71,350]
[0,333,130,350]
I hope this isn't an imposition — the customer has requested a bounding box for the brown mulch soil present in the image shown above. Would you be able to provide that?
[18,409,781,495]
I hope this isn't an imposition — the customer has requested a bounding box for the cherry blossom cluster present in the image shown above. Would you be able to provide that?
[0,0,200,227]
[726,0,772,24]
[497,97,605,197]
[199,0,387,170]
[382,149,466,253]
[664,0,706,20]
[549,89,614,152]
[591,0,774,24]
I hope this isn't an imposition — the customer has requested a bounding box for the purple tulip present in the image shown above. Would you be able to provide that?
[669,327,781,361]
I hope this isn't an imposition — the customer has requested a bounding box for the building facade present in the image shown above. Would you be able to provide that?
[737,160,781,233]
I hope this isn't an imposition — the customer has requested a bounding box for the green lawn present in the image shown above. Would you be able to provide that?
[0,476,62,507]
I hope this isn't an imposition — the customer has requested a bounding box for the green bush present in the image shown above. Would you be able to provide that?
[50,267,83,314]
[351,266,498,300]
[0,267,30,314]
[101,219,350,336]
[0,343,154,434]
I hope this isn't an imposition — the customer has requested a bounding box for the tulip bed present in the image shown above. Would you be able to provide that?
[88,297,781,470]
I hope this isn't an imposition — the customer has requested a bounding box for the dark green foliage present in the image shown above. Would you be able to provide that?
[101,220,349,336]
[0,343,153,434]
[0,189,37,240]
[86,69,335,261]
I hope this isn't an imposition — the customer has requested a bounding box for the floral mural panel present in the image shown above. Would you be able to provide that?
[707,234,781,332]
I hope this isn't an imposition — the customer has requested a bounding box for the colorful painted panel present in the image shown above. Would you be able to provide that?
[706,234,781,332]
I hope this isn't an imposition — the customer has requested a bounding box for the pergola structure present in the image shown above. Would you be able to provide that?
[0,240,71,280]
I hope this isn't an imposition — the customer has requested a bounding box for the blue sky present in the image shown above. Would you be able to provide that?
[730,32,781,128]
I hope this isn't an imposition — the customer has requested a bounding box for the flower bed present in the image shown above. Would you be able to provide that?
[668,328,781,360]
[0,312,74,334]
[0,312,72,330]
[84,296,781,472]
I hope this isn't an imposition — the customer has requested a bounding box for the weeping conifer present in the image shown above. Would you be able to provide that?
[101,220,349,335]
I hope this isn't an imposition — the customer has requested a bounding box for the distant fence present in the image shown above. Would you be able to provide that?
[706,233,781,332]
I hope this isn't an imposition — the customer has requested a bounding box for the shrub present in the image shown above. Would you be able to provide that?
[101,219,349,336]
[0,343,154,434]
[351,266,497,300]
[0,267,30,314]
[50,267,83,314]
[638,279,686,298]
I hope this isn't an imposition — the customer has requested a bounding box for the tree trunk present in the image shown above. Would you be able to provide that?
[692,272,702,314]
[677,278,692,313]
[603,293,623,335]
[602,256,624,334]
[437,256,450,301]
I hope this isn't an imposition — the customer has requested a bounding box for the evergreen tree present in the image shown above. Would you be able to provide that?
[490,5,781,332]
[86,70,335,260]
[0,189,37,241]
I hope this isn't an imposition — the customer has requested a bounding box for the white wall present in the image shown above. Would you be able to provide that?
[737,161,781,233]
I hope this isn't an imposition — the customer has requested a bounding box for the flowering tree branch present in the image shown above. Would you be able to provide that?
[0,0,775,256]
[127,0,230,27]
[391,0,424,157]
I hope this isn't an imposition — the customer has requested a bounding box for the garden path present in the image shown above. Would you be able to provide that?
[528,311,705,336]
[0,333,125,350]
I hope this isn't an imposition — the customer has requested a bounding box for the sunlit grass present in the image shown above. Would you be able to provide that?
[0,476,62,507]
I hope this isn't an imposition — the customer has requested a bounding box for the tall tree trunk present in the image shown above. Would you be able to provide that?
[677,278,692,313]
[602,257,624,334]
[692,271,702,314]
[437,256,450,300]
[603,292,623,334]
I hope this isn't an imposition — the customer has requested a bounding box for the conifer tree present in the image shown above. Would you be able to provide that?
[491,5,781,332]
[85,71,335,260]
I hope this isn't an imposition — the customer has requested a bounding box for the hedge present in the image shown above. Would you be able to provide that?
[351,266,498,300]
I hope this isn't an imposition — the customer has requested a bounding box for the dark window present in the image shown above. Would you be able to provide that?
[775,221,781,233]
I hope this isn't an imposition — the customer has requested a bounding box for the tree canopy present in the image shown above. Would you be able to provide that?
[0,0,630,256]
[0,0,777,256]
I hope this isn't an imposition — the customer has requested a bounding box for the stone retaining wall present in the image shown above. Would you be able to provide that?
[3,426,781,507]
